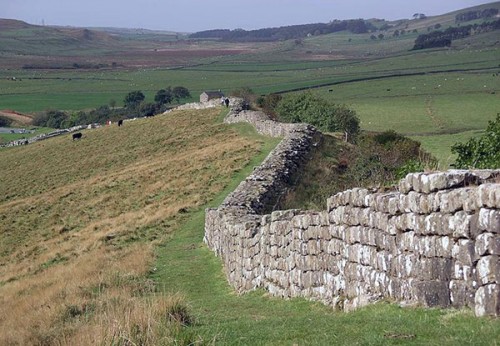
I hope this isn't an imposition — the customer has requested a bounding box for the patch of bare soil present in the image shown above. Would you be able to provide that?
[0,110,33,125]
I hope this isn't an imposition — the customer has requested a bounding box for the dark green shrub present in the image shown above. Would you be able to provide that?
[452,114,500,169]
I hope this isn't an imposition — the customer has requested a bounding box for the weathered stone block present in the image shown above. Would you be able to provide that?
[449,280,475,307]
[398,175,413,194]
[476,255,499,285]
[416,236,437,257]
[414,281,451,307]
[307,240,320,256]
[435,236,454,257]
[360,227,377,246]
[477,209,500,233]
[388,277,402,299]
[435,190,464,214]
[476,233,500,256]
[452,261,475,281]
[474,284,500,317]
[462,188,480,212]
[424,213,446,235]
[418,257,453,281]
[397,231,416,252]
[303,225,320,240]
[419,192,438,214]
[346,226,362,245]
[395,254,417,278]
[375,251,392,272]
[319,211,330,226]
[340,190,352,206]
[347,244,362,263]
[478,183,500,209]
[359,245,376,266]
[329,224,345,240]
[449,211,472,239]
[351,188,369,207]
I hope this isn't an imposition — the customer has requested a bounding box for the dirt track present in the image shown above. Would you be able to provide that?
[0,110,33,125]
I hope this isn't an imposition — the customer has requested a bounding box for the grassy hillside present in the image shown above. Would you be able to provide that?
[0,107,277,344]
[1,108,499,344]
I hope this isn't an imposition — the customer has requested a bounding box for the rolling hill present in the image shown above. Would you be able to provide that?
[0,107,275,344]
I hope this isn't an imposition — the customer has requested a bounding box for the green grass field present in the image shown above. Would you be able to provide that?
[2,47,497,167]
[151,145,500,345]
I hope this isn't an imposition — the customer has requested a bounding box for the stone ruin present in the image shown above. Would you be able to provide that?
[204,99,500,317]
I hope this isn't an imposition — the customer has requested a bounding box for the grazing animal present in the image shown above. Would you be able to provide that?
[72,132,82,140]
[118,119,123,126]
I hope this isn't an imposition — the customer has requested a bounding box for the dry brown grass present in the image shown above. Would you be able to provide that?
[0,110,33,126]
[0,108,262,345]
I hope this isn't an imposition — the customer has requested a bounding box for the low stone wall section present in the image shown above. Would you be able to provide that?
[204,101,500,317]
[1,125,89,148]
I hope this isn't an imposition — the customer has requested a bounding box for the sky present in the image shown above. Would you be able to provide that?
[1,0,496,32]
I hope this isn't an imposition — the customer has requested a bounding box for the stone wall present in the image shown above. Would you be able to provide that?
[1,125,89,148]
[204,102,500,317]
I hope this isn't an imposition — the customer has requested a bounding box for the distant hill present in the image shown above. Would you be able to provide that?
[0,18,33,30]
[0,1,499,69]
[189,19,377,42]
[189,1,500,42]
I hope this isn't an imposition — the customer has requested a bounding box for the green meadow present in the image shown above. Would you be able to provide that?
[2,45,498,167]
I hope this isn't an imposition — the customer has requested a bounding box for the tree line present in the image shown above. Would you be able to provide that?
[33,86,191,129]
[412,19,500,50]
[189,19,376,42]
[455,8,499,23]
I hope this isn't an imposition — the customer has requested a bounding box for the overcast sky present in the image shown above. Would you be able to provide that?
[1,0,496,32]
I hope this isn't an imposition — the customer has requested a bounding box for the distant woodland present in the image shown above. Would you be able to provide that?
[189,19,376,41]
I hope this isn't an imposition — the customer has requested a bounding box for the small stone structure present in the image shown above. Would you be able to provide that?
[205,100,500,317]
[200,91,224,103]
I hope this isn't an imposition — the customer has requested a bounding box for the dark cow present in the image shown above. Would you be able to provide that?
[72,132,82,140]
[118,119,123,126]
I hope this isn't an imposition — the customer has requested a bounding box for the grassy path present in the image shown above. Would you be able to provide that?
[152,122,500,345]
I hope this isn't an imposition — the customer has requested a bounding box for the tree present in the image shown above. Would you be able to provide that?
[230,87,256,107]
[451,114,500,169]
[370,34,377,40]
[32,110,69,129]
[378,33,385,40]
[154,88,173,105]
[334,104,360,142]
[172,86,191,100]
[256,93,282,118]
[275,92,359,141]
[124,90,145,109]
[139,102,158,117]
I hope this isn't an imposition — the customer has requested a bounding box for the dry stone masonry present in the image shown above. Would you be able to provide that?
[1,125,89,148]
[204,100,500,317]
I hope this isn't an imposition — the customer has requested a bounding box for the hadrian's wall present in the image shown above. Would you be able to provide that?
[204,100,500,317]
